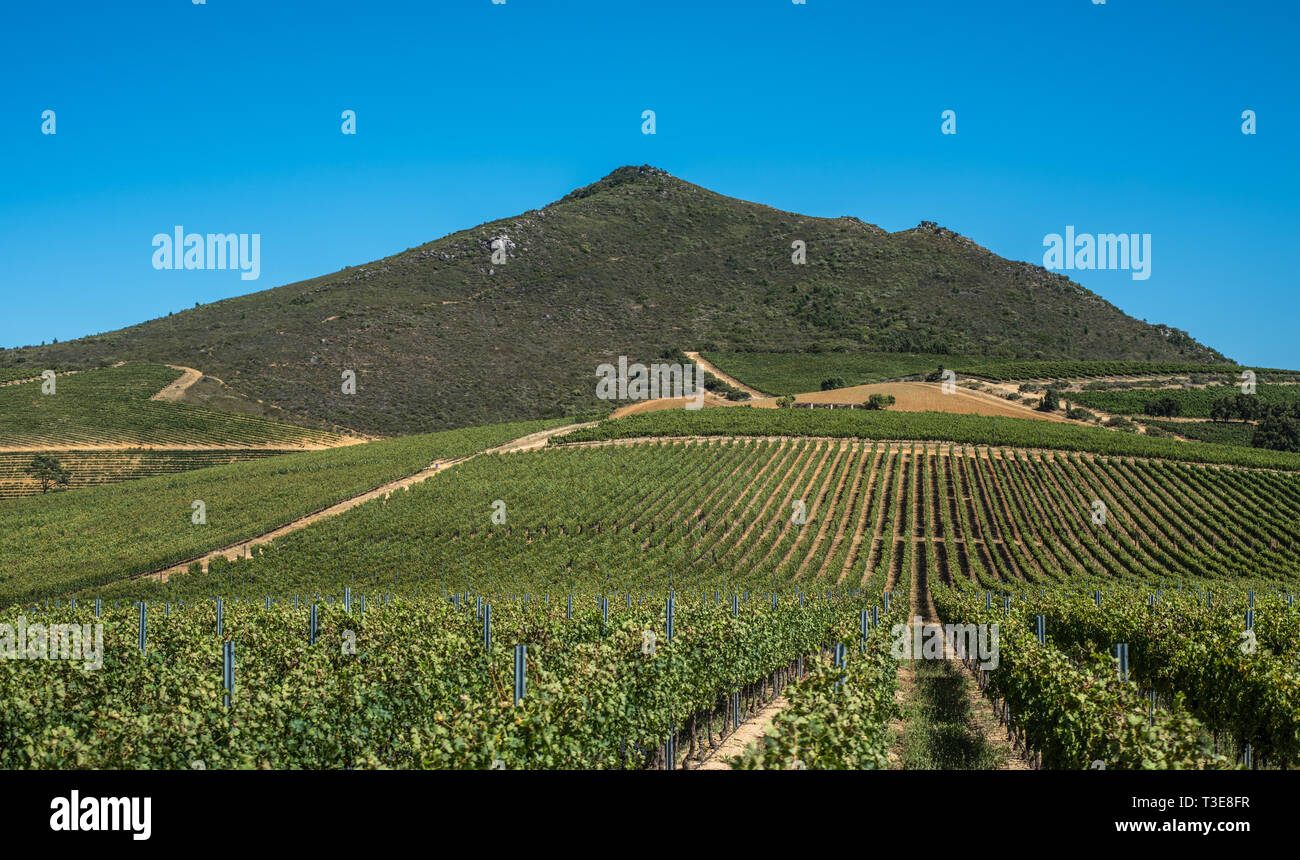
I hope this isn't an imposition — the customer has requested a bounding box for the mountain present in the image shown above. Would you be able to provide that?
[0,165,1226,436]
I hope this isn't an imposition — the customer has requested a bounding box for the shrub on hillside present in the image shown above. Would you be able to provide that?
[863,394,896,410]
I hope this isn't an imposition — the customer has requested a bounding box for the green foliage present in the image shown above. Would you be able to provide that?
[1253,411,1300,453]
[864,393,895,410]
[933,585,1229,769]
[1073,384,1300,419]
[1002,586,1300,766]
[24,454,70,494]
[0,589,883,769]
[0,364,348,448]
[1038,389,1060,412]
[1143,396,1181,418]
[1138,420,1252,447]
[701,372,749,401]
[736,616,898,769]
[821,377,848,391]
[0,419,570,605]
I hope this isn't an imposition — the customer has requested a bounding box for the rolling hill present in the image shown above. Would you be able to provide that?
[0,165,1226,437]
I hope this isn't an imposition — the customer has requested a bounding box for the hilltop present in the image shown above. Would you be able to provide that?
[0,165,1225,436]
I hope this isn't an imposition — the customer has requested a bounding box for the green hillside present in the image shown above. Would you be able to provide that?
[0,418,570,604]
[0,363,351,449]
[0,166,1224,437]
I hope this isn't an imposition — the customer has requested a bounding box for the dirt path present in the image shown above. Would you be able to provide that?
[138,422,595,583]
[693,697,789,770]
[150,365,204,402]
[684,351,771,399]
[887,542,1031,770]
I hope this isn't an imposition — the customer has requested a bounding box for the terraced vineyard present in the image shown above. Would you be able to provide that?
[0,450,291,499]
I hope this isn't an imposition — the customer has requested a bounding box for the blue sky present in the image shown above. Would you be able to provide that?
[1,0,1296,366]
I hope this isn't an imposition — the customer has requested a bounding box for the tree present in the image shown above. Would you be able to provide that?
[820,377,847,391]
[863,393,896,410]
[776,395,796,408]
[25,454,71,493]
[1142,396,1180,418]
[1210,395,1235,423]
[1234,393,1260,423]
[1253,412,1300,453]
[1038,389,1060,412]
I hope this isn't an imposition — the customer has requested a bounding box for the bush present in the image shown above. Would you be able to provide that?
[776,395,796,409]
[821,377,848,391]
[863,394,896,410]
[1038,389,1060,412]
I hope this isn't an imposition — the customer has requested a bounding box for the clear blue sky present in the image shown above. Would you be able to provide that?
[2,0,1296,366]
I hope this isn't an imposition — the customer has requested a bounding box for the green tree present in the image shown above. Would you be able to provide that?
[1142,396,1181,418]
[25,454,71,493]
[1252,412,1300,453]
[1210,396,1236,423]
[1234,393,1260,423]
[1038,389,1060,412]
[863,393,896,410]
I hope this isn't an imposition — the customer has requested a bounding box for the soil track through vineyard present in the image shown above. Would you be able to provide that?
[692,697,789,770]
[137,422,596,583]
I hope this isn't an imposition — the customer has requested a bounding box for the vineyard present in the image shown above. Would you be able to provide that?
[7,395,1300,771]
[935,582,1300,768]
[0,418,571,605]
[557,408,1300,470]
[1137,419,1254,447]
[0,363,352,449]
[1071,383,1300,419]
[0,449,293,500]
[69,433,1300,610]
[951,360,1298,383]
[1,586,902,769]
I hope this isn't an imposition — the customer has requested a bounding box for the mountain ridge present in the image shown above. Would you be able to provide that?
[0,165,1226,436]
